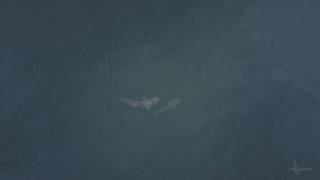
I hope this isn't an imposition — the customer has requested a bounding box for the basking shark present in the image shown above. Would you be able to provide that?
[154,97,180,116]
[116,96,160,110]
[289,161,312,176]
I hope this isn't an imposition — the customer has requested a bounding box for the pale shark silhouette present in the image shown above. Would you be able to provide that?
[116,96,160,110]
[154,97,180,116]
[289,161,312,176]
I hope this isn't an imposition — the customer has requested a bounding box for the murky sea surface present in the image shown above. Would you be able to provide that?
[1,0,320,179]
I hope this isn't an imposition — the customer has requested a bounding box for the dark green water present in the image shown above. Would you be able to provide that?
[0,0,319,179]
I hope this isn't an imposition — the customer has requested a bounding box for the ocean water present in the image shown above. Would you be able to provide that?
[0,0,319,179]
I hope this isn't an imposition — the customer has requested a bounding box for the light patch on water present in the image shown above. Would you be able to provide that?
[154,97,180,116]
[116,96,181,115]
[288,161,312,176]
[116,96,160,110]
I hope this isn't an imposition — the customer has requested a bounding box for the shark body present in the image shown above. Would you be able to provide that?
[117,96,160,110]
[154,97,180,115]
[289,161,312,176]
